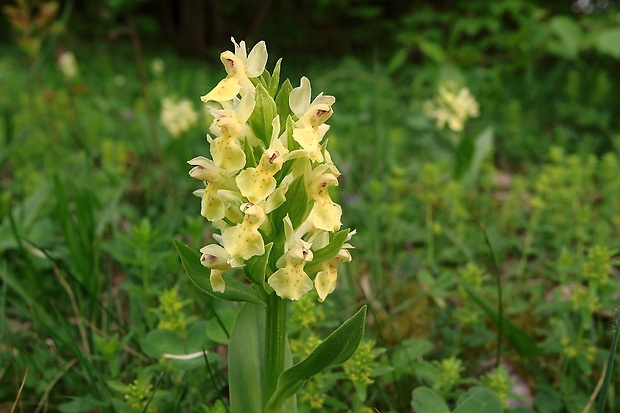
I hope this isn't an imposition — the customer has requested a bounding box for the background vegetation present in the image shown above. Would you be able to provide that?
[1,0,620,412]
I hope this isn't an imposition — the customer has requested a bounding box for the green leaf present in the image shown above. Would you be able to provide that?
[57,397,104,413]
[535,388,561,413]
[392,339,434,380]
[285,115,299,150]
[454,133,475,180]
[265,306,367,412]
[411,387,450,413]
[271,174,313,235]
[142,322,217,370]
[245,242,273,285]
[459,126,494,190]
[453,387,503,413]
[418,37,446,63]
[597,312,620,413]
[463,285,539,358]
[205,307,237,344]
[386,47,409,75]
[268,58,283,97]
[243,136,258,169]
[305,229,350,273]
[548,16,581,59]
[229,303,266,413]
[174,240,266,306]
[248,83,277,146]
[275,79,293,124]
[595,28,620,59]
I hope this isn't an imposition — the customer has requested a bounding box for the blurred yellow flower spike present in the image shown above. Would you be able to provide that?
[191,39,353,299]
[268,216,314,300]
[222,203,266,260]
[201,37,267,103]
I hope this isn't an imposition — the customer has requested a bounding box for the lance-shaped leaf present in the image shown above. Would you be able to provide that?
[265,305,367,412]
[229,303,265,413]
[268,58,283,98]
[175,240,266,306]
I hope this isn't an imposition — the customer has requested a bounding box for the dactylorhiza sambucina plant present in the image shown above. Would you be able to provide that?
[175,38,366,413]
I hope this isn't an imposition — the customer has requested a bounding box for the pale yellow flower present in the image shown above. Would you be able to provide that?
[268,216,314,300]
[200,244,231,292]
[188,156,232,221]
[307,163,342,232]
[314,248,352,302]
[289,77,335,162]
[206,91,255,171]
[201,37,267,103]
[235,117,288,202]
[208,111,247,171]
[222,203,266,261]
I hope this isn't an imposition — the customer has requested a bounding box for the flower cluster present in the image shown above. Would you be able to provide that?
[57,50,78,80]
[424,84,480,132]
[160,97,198,137]
[191,38,353,302]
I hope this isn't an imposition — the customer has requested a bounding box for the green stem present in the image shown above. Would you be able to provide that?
[516,208,540,280]
[265,293,287,410]
[426,201,435,267]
